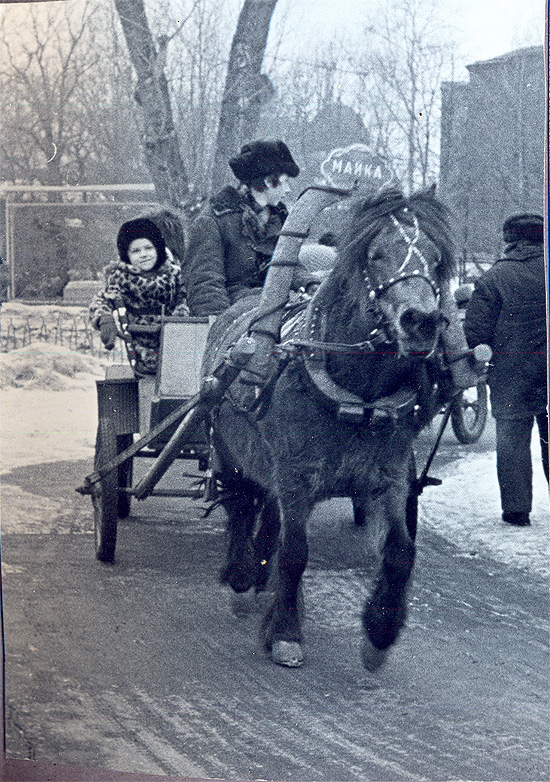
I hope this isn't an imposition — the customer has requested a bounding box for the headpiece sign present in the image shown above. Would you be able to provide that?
[321,143,394,191]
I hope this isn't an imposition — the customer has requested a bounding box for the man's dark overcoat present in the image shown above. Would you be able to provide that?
[464,241,547,418]
[184,185,312,316]
[184,186,284,316]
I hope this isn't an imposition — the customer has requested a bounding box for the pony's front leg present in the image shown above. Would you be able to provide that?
[219,478,259,594]
[362,480,415,671]
[263,483,313,668]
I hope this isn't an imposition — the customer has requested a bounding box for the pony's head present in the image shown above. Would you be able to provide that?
[336,189,455,357]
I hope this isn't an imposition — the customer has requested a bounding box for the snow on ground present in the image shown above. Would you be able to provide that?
[419,446,549,579]
[0,342,548,578]
[0,344,104,473]
[1,301,88,322]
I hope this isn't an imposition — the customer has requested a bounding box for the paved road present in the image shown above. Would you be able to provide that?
[2,425,549,781]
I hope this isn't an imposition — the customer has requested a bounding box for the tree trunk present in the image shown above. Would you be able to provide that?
[211,0,278,190]
[113,0,190,213]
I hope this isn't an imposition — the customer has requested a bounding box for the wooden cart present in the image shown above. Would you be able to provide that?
[78,316,254,562]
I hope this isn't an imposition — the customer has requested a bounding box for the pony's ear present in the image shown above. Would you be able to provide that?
[427,183,437,197]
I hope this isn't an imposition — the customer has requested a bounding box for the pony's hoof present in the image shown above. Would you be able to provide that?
[220,563,256,594]
[361,638,388,672]
[271,641,304,668]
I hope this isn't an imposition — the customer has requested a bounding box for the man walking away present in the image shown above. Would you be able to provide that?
[464,213,548,526]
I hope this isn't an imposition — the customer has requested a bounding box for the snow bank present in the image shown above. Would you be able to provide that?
[1,301,87,320]
[0,343,105,390]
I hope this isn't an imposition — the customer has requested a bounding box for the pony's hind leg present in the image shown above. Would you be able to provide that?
[361,484,416,671]
[219,476,259,594]
[253,494,280,594]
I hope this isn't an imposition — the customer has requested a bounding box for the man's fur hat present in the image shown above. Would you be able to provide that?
[229,140,299,183]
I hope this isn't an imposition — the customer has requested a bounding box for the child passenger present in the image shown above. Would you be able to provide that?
[89,217,188,375]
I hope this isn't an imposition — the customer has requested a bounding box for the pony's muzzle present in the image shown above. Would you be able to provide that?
[399,308,440,347]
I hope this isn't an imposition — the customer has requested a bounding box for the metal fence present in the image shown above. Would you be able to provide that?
[0,306,126,364]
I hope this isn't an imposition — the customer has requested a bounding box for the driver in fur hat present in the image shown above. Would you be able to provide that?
[184,140,315,316]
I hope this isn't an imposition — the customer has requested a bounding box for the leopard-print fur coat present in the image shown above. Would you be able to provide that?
[89,256,188,374]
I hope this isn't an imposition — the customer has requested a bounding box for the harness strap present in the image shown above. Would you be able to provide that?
[364,211,441,300]
[285,329,389,355]
[278,229,310,239]
[390,213,430,275]
[249,326,280,341]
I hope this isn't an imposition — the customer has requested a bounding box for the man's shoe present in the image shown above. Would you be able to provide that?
[502,512,531,526]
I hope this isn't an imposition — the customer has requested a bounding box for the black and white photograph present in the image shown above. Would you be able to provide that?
[0,0,548,779]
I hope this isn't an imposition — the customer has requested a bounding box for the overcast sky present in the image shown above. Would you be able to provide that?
[267,0,546,79]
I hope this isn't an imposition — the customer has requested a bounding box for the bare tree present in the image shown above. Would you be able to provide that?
[351,0,456,192]
[111,0,278,198]
[113,0,191,211]
[167,0,229,196]
[0,0,147,187]
[0,1,101,186]
[211,0,278,187]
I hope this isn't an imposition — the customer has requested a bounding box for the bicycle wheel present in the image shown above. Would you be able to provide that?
[450,380,488,444]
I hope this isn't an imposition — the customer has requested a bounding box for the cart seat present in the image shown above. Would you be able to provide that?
[150,316,210,448]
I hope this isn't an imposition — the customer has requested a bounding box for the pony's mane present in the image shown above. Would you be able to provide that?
[336,188,456,282]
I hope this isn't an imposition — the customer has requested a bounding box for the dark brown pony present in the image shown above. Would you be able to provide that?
[202,188,456,669]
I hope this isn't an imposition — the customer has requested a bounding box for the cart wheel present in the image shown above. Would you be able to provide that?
[450,380,488,444]
[116,433,133,519]
[92,417,119,563]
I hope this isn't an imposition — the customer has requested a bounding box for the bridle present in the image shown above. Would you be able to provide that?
[281,209,443,358]
[363,211,441,300]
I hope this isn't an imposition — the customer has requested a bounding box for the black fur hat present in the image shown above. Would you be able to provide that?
[502,213,544,244]
[229,140,300,183]
[117,218,167,268]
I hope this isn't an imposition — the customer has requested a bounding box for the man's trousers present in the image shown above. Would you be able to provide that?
[495,409,549,514]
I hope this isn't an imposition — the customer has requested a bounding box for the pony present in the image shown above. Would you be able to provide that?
[202,188,456,670]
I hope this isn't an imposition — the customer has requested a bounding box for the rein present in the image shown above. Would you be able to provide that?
[287,327,390,356]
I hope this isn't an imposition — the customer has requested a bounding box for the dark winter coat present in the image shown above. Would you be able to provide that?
[464,241,547,418]
[184,185,312,316]
[89,256,187,374]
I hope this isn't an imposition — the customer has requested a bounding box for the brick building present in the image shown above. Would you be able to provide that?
[439,45,545,279]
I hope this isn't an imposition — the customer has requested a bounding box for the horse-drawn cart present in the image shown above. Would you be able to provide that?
[78,181,488,573]
[78,181,494,672]
[80,310,488,565]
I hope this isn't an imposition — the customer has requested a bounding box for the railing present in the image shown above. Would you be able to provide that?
[0,305,126,363]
